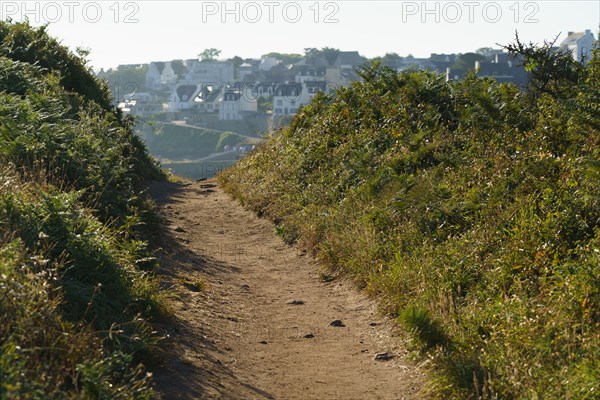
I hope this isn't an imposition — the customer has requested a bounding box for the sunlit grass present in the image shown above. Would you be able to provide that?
[219,51,600,398]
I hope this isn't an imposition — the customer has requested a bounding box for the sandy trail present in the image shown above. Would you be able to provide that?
[149,179,423,399]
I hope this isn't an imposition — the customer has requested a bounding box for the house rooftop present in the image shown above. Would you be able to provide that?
[274,82,303,97]
[334,51,365,68]
[151,61,166,74]
[291,65,327,75]
[176,85,198,101]
[197,86,221,103]
[560,30,594,47]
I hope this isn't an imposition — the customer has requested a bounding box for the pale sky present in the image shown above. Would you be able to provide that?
[3,1,599,69]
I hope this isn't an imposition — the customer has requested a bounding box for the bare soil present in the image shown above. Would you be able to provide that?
[149,179,424,399]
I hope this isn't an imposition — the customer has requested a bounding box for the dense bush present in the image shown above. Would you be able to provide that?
[220,43,600,398]
[0,21,164,398]
[0,22,113,110]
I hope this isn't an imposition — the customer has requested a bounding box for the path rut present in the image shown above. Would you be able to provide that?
[149,180,424,399]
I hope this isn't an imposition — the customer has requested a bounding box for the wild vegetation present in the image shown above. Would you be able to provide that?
[0,21,165,398]
[141,122,249,160]
[220,40,600,398]
[99,64,149,102]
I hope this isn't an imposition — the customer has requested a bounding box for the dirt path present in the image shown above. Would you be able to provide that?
[149,180,424,399]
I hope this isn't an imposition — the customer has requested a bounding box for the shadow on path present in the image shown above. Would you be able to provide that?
[147,180,273,400]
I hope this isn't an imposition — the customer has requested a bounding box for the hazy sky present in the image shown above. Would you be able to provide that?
[3,1,599,69]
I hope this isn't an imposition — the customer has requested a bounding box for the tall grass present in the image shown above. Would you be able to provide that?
[0,21,165,398]
[220,45,600,398]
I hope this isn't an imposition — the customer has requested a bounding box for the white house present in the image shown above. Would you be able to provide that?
[219,91,242,120]
[239,62,254,81]
[325,67,361,89]
[195,85,221,113]
[293,65,326,84]
[219,85,257,120]
[145,63,161,89]
[168,84,202,112]
[183,60,234,85]
[560,30,596,63]
[273,82,308,116]
[271,80,330,116]
[146,61,178,89]
[251,82,278,100]
[304,81,328,99]
[259,57,281,71]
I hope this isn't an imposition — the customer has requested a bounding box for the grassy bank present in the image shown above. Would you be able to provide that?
[0,22,165,398]
[220,42,599,398]
[142,122,252,160]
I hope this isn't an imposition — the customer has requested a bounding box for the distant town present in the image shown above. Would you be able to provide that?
[99,29,596,137]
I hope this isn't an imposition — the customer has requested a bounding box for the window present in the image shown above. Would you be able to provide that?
[276,99,282,106]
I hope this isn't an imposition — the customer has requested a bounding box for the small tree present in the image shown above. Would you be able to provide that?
[475,47,495,57]
[500,32,584,100]
[199,48,221,61]
[228,55,244,68]
[303,47,340,66]
[304,48,320,65]
[262,52,303,65]
[171,59,187,79]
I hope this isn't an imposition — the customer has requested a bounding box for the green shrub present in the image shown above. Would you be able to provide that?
[220,44,600,398]
[0,21,165,398]
[0,21,113,110]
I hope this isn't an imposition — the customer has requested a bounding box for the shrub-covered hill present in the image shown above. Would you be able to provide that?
[220,43,600,398]
[141,122,249,160]
[0,22,165,398]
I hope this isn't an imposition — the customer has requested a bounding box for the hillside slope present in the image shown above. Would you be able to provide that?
[0,21,164,398]
[220,44,600,398]
[142,122,254,160]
